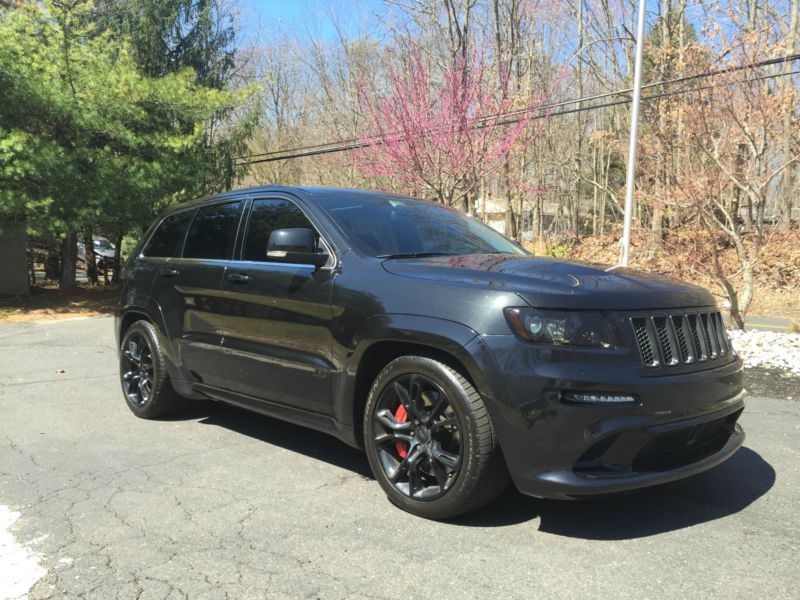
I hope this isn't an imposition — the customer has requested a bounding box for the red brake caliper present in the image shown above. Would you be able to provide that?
[394,404,409,458]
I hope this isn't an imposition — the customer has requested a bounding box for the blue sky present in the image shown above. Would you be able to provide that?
[237,0,386,45]
[240,0,324,26]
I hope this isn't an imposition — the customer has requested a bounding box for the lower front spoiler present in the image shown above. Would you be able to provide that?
[518,425,745,500]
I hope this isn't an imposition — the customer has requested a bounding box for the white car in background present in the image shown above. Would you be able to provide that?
[77,236,116,270]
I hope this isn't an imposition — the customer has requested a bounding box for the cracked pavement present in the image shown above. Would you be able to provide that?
[0,317,798,599]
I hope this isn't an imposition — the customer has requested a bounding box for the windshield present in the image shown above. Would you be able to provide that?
[320,194,527,258]
[93,238,114,250]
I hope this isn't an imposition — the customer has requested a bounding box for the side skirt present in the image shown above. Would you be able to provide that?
[191,382,359,448]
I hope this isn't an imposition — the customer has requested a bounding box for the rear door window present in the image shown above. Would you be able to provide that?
[183,201,242,260]
[142,210,194,258]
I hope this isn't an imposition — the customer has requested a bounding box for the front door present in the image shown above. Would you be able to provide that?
[221,196,335,415]
[149,199,244,389]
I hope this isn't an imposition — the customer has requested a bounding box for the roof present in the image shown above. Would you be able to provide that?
[161,185,431,215]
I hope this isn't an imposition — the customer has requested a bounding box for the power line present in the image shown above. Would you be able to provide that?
[475,52,800,123]
[239,63,800,166]
[235,52,800,166]
[491,67,800,126]
[235,52,800,163]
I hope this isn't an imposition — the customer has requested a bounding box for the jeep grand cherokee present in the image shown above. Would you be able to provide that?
[116,186,745,519]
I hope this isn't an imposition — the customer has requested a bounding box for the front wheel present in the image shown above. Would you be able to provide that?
[364,356,509,519]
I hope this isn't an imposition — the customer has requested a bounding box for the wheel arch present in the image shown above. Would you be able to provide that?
[118,303,203,401]
[334,315,496,449]
[118,296,170,344]
[118,309,152,342]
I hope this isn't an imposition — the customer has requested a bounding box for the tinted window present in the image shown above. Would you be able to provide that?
[320,194,525,258]
[143,210,194,258]
[183,202,241,260]
[243,199,319,262]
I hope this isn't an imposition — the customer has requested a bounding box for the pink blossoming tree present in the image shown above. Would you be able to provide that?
[354,49,549,212]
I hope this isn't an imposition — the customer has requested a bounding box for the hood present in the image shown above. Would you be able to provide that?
[381,254,716,311]
[94,248,116,258]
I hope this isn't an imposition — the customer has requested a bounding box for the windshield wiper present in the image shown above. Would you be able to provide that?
[377,252,458,259]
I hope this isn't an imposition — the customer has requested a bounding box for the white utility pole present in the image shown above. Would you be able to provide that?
[620,0,647,267]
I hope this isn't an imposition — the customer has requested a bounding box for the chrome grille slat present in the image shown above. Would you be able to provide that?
[701,313,719,359]
[688,313,708,362]
[653,316,679,366]
[713,312,728,355]
[671,315,694,363]
[632,317,659,367]
[632,310,727,369]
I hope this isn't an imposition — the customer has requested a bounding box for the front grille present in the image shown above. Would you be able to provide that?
[631,310,732,369]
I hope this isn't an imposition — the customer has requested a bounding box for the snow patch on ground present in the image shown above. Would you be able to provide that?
[0,506,46,600]
[728,329,800,375]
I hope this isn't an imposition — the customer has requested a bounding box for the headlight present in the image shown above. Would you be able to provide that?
[504,308,613,348]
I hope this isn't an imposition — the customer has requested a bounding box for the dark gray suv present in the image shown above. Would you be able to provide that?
[116,186,745,519]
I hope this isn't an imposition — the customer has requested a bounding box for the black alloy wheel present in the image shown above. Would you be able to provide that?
[364,356,509,519]
[372,374,462,500]
[121,331,155,407]
[119,320,185,419]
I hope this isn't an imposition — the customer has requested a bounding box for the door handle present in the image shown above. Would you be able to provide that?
[160,267,179,278]
[226,272,251,284]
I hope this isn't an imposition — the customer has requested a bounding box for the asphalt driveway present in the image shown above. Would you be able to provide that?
[0,317,797,599]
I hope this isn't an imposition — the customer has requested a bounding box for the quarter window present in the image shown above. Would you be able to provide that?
[142,210,193,258]
[183,202,242,260]
[243,199,321,262]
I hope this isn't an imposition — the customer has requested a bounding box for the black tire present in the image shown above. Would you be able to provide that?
[364,356,509,519]
[119,320,185,419]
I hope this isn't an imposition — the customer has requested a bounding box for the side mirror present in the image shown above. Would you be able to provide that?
[267,228,329,268]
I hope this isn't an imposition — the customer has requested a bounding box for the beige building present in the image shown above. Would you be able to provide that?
[473,195,561,239]
[0,220,29,295]
[472,195,508,234]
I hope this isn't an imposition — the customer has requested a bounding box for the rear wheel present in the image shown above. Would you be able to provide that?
[120,320,185,419]
[364,356,509,519]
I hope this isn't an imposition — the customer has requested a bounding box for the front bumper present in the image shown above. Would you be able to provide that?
[527,404,744,498]
[469,334,746,499]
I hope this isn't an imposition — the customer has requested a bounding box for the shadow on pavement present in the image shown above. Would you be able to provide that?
[187,400,373,479]
[175,401,774,539]
[455,446,775,538]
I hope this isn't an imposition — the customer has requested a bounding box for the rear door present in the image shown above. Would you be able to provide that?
[149,199,244,389]
[123,209,194,339]
[220,195,336,414]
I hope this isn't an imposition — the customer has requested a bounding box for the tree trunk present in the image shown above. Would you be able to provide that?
[83,229,98,285]
[45,247,60,281]
[737,262,755,327]
[779,130,796,231]
[591,145,598,235]
[532,196,542,246]
[27,244,36,288]
[601,148,611,235]
[112,231,124,284]
[516,177,524,242]
[725,279,746,330]
[59,232,77,289]
[706,219,744,329]
[504,196,517,239]
[651,186,664,243]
